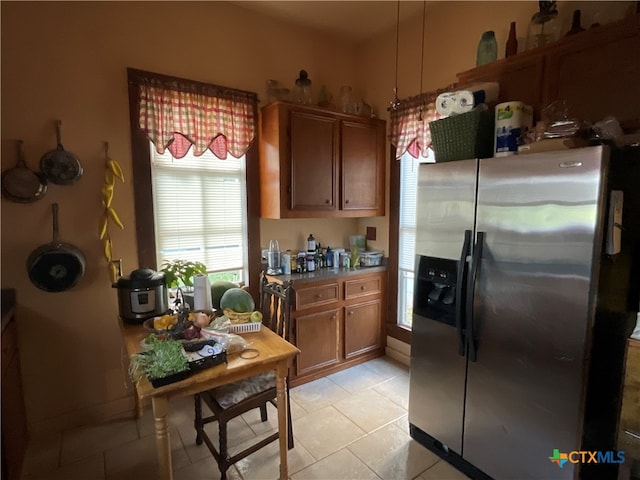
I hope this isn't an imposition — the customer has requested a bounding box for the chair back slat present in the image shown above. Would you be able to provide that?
[259,273,292,341]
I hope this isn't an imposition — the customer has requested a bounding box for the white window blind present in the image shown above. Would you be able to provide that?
[150,144,248,278]
[397,148,434,327]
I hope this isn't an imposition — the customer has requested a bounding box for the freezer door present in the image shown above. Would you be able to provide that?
[464,147,607,479]
[409,159,477,455]
[414,159,478,261]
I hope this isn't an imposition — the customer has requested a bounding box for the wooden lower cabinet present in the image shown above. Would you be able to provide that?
[344,299,382,359]
[294,308,340,376]
[289,271,386,386]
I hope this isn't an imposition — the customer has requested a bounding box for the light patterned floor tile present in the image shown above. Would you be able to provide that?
[327,363,387,393]
[419,459,473,479]
[60,419,139,465]
[173,456,242,480]
[373,372,410,410]
[233,432,316,479]
[333,389,406,433]
[22,453,104,480]
[104,427,190,479]
[290,377,350,412]
[291,448,381,480]
[293,405,366,460]
[348,423,439,480]
[20,431,62,477]
[361,357,409,380]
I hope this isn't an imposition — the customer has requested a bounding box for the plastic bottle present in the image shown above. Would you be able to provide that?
[307,234,316,252]
[326,246,333,267]
[505,22,518,57]
[476,31,497,66]
[306,252,315,272]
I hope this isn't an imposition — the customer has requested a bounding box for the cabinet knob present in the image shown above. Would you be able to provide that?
[325,199,331,204]
[314,293,322,299]
[345,199,350,204]
[360,285,366,290]
[348,310,354,315]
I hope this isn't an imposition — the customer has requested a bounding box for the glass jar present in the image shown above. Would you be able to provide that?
[526,3,561,50]
[476,31,497,67]
[340,85,354,113]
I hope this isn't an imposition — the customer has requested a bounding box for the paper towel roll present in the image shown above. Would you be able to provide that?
[494,101,533,157]
[452,82,499,114]
[193,274,212,311]
[436,92,456,117]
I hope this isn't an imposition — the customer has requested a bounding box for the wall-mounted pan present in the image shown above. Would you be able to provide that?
[27,203,86,292]
[39,120,83,185]
[1,140,47,203]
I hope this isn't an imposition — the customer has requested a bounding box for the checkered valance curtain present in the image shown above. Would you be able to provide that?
[389,91,442,159]
[131,69,258,159]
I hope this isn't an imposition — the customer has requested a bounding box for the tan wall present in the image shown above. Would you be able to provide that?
[0,1,360,432]
[1,0,633,432]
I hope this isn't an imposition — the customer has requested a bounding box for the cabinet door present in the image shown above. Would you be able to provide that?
[344,299,382,359]
[295,308,340,376]
[543,25,640,123]
[341,120,385,214]
[290,110,338,212]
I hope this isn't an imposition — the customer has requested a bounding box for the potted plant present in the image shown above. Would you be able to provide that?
[128,334,190,388]
[159,259,207,289]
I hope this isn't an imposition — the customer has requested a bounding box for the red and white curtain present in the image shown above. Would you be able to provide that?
[134,71,258,159]
[389,91,441,159]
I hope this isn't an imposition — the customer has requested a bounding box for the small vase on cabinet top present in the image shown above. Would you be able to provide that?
[565,9,585,36]
[476,31,497,66]
[505,21,518,57]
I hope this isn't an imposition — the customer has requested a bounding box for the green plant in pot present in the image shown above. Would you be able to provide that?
[128,334,190,387]
[159,259,207,289]
[159,260,207,310]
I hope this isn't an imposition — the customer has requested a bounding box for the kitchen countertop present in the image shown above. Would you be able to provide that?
[266,265,387,285]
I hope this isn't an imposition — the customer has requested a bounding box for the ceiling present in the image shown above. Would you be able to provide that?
[230,1,427,43]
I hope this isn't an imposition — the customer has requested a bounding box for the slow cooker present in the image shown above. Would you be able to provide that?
[115,268,168,324]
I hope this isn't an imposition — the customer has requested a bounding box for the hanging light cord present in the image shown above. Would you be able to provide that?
[391,0,400,110]
[418,0,427,120]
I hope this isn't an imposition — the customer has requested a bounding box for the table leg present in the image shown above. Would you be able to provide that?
[152,396,173,480]
[276,362,289,480]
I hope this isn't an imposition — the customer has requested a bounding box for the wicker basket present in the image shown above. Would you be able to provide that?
[430,109,495,162]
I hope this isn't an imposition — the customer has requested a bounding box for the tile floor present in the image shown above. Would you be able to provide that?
[20,356,470,480]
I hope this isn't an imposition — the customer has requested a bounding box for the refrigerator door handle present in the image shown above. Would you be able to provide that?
[456,229,472,356]
[467,231,485,363]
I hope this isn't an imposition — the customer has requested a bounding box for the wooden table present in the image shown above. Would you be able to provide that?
[121,322,300,480]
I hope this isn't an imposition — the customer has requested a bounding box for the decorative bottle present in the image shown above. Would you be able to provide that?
[505,21,518,57]
[307,234,316,252]
[565,9,585,36]
[476,31,497,66]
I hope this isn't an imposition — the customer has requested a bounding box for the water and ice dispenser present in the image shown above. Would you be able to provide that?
[413,256,459,325]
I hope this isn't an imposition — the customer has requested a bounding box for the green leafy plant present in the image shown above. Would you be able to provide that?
[128,334,189,381]
[159,259,207,289]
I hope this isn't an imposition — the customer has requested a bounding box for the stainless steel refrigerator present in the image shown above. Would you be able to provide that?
[408,146,639,480]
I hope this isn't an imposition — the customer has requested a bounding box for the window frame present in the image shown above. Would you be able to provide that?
[127,68,261,301]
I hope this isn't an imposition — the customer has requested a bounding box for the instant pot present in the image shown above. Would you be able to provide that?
[115,268,168,324]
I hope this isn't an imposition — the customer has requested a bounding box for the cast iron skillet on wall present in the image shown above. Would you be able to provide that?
[39,120,83,185]
[1,140,47,203]
[27,203,86,292]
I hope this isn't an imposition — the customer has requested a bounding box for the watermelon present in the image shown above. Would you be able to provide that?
[219,288,255,313]
[211,280,238,310]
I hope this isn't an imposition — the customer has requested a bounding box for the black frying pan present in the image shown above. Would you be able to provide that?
[1,140,48,203]
[27,203,86,292]
[39,120,83,185]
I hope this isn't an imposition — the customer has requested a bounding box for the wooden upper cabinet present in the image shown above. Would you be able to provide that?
[341,120,385,213]
[456,14,640,124]
[290,110,338,212]
[457,50,545,118]
[259,101,386,219]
